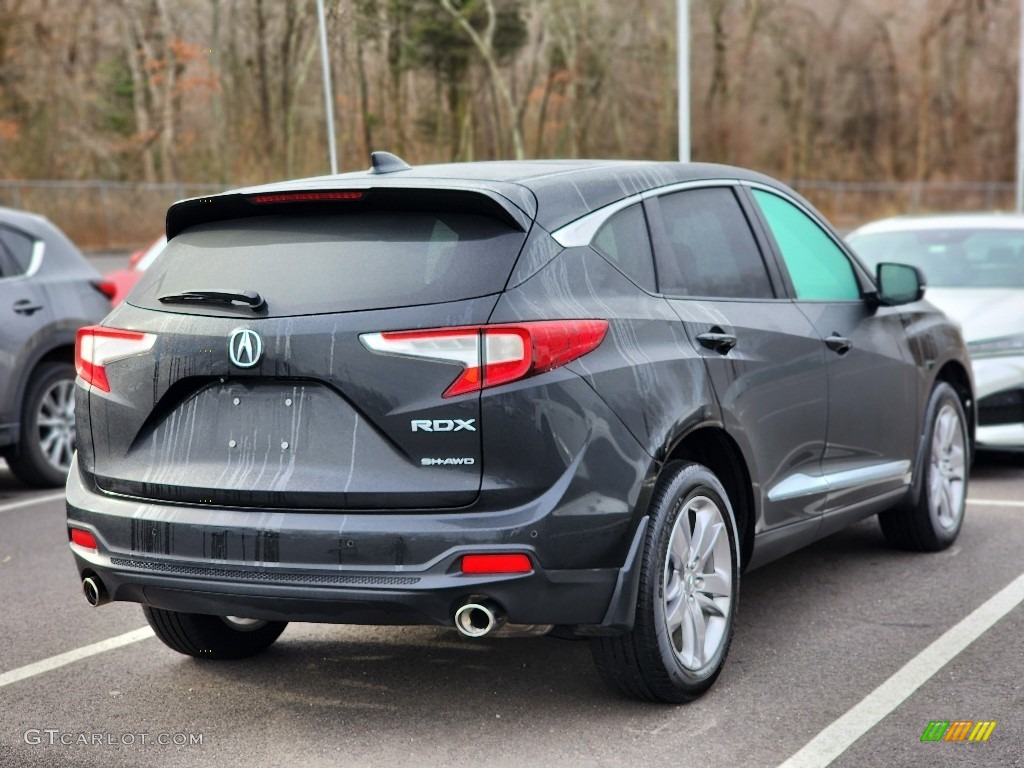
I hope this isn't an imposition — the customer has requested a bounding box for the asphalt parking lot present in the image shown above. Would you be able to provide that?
[1,453,1022,768]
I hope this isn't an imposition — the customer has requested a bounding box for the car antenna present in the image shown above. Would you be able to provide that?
[368,151,412,174]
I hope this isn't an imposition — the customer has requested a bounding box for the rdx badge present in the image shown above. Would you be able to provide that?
[410,418,477,432]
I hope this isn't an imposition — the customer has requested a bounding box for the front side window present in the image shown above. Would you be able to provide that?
[752,189,860,301]
[655,187,774,299]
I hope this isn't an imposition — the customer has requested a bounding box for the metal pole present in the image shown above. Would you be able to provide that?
[678,0,691,162]
[1017,0,1024,210]
[316,0,339,174]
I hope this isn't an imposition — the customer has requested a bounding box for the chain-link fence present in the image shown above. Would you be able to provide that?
[0,178,1018,250]
[790,180,1016,231]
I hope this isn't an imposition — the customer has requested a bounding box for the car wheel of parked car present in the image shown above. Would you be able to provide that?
[878,382,968,552]
[6,362,77,488]
[590,462,739,703]
[143,606,288,659]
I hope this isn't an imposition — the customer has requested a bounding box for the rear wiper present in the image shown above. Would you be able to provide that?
[158,289,266,310]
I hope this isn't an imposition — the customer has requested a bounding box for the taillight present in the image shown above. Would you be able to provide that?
[75,326,156,393]
[360,319,608,398]
[92,280,118,302]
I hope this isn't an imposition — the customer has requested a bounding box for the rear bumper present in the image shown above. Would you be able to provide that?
[66,457,648,630]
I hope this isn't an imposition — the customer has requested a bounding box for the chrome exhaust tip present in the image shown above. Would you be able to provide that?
[454,600,505,638]
[82,576,109,607]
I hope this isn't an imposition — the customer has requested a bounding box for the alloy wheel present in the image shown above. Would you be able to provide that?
[662,495,733,671]
[928,402,966,532]
[36,378,76,474]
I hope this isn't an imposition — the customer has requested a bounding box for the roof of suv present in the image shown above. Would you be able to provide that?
[167,160,784,238]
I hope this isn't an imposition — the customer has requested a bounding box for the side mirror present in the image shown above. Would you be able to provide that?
[876,262,925,306]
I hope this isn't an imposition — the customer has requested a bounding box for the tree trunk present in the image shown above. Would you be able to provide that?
[439,0,524,159]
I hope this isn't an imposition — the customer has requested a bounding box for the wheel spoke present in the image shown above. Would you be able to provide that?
[695,592,725,619]
[45,389,63,414]
[690,512,722,568]
[939,479,955,522]
[686,599,708,667]
[40,430,59,454]
[46,436,65,465]
[700,569,731,598]
[665,596,685,636]
[936,410,953,452]
[664,569,683,604]
[670,525,689,565]
[928,462,944,504]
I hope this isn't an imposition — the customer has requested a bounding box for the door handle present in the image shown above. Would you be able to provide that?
[696,331,737,355]
[13,299,43,316]
[825,334,853,355]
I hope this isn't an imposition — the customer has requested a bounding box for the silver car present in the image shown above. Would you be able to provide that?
[848,213,1024,449]
[0,207,112,486]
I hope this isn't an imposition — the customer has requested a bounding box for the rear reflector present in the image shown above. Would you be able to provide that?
[360,319,608,398]
[250,191,364,204]
[76,326,156,393]
[461,553,532,574]
[69,528,98,550]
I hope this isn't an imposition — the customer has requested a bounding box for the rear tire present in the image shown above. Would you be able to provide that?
[878,381,968,551]
[6,362,77,488]
[590,461,740,703]
[143,606,287,660]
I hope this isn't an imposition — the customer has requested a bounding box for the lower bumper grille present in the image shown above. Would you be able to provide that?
[978,390,1024,427]
[109,557,421,587]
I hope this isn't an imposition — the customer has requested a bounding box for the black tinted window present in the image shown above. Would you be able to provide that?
[0,226,35,277]
[592,203,656,290]
[656,188,774,299]
[129,211,527,316]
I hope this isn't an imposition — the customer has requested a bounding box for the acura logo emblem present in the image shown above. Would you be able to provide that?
[228,328,263,368]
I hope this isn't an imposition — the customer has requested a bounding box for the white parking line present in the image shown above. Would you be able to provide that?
[777,572,1024,768]
[0,627,154,690]
[0,491,65,514]
[967,498,1024,508]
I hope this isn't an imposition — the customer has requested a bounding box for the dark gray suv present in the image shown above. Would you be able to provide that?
[0,207,111,487]
[66,157,974,702]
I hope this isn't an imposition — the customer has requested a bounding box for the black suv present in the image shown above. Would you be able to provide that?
[0,207,111,487]
[67,157,974,702]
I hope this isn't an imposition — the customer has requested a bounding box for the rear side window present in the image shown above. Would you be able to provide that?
[752,189,860,301]
[655,187,774,299]
[591,203,656,290]
[0,226,35,277]
[129,212,527,316]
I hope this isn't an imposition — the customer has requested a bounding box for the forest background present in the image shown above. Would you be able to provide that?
[0,0,1017,244]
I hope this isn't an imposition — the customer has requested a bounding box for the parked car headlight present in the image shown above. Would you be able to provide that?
[967,334,1024,358]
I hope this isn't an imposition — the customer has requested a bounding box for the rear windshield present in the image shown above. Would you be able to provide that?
[127,211,527,316]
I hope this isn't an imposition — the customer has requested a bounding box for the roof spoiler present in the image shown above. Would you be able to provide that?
[165,185,530,239]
